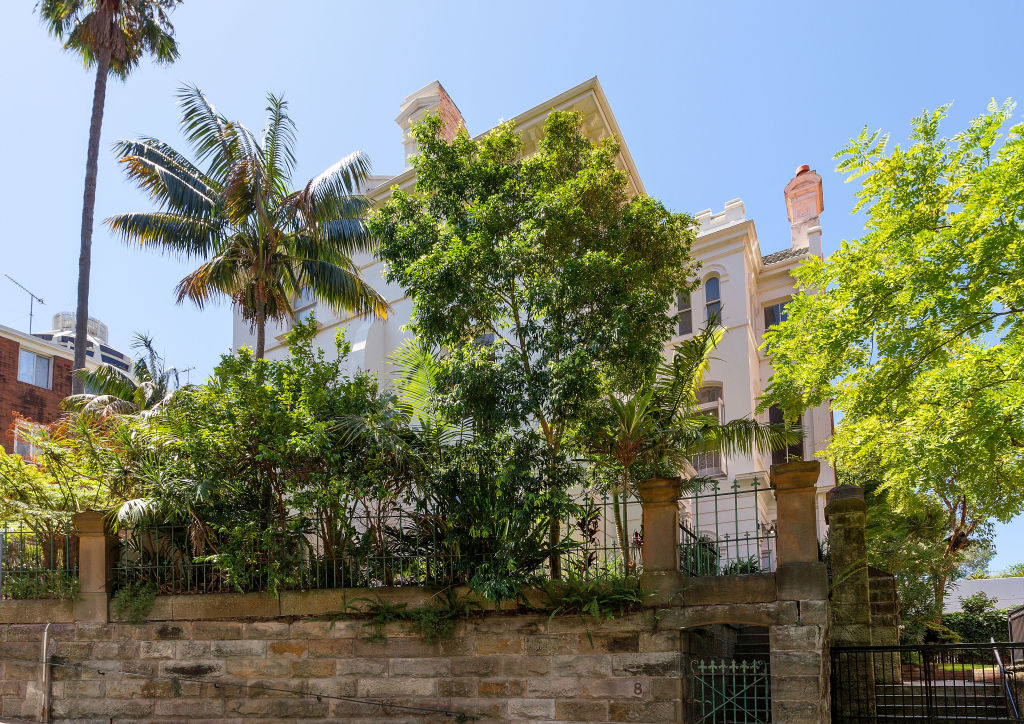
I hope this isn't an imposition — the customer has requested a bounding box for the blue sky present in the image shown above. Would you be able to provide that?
[1,1,1021,570]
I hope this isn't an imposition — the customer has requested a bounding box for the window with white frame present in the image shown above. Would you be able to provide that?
[691,385,724,475]
[764,300,790,332]
[17,349,51,389]
[13,421,43,461]
[705,276,721,323]
[676,291,692,336]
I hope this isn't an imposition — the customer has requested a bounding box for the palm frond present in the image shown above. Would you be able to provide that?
[113,138,217,217]
[262,93,297,193]
[69,365,137,401]
[300,257,389,320]
[107,212,220,258]
[177,84,235,179]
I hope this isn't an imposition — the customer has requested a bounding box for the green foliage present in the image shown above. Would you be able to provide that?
[63,334,182,418]
[111,582,157,623]
[37,0,180,78]
[540,572,645,623]
[372,111,698,574]
[943,592,1011,643]
[340,590,483,644]
[373,111,697,432]
[721,557,762,576]
[108,86,387,357]
[853,468,994,639]
[960,591,996,614]
[921,620,961,645]
[994,562,1024,578]
[0,571,79,601]
[763,102,1024,598]
[584,325,795,559]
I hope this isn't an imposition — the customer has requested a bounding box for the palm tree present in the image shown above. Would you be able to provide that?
[38,0,181,392]
[107,86,388,357]
[586,325,798,566]
[62,333,180,417]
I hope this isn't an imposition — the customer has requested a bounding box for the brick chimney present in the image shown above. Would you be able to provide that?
[395,81,465,169]
[784,164,824,256]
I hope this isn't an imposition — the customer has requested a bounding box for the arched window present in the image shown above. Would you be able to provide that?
[676,291,692,336]
[705,277,721,323]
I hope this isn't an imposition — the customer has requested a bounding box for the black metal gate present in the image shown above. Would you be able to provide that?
[831,643,1022,722]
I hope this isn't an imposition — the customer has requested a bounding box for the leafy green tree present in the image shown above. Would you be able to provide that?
[586,325,796,565]
[845,468,994,637]
[371,111,698,575]
[998,562,1024,578]
[38,0,181,391]
[108,86,388,357]
[763,102,1024,577]
[62,333,180,417]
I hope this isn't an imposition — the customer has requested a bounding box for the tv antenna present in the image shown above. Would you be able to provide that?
[4,275,45,333]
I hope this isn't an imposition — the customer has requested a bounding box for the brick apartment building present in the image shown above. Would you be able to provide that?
[0,314,130,456]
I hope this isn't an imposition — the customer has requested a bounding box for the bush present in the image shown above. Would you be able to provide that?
[0,571,79,600]
[943,592,1010,643]
[111,582,157,623]
[540,572,645,623]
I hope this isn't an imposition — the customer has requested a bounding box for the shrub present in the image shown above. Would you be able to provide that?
[111,582,157,624]
[943,592,1010,643]
[0,571,79,600]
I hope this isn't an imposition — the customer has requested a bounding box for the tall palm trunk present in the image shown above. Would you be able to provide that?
[255,302,266,359]
[72,49,111,393]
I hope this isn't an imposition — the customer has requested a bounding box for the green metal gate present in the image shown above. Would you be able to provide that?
[682,625,773,723]
[687,658,771,723]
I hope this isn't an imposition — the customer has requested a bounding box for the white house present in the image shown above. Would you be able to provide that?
[231,78,836,549]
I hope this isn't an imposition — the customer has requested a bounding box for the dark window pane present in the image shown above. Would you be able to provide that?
[705,276,720,301]
[697,386,722,405]
[677,292,691,311]
[706,301,721,323]
[677,310,692,336]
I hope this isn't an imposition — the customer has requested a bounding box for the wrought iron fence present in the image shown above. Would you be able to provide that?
[114,491,642,595]
[679,477,776,577]
[831,643,1023,723]
[115,507,490,595]
[112,477,775,595]
[560,491,643,580]
[0,522,79,600]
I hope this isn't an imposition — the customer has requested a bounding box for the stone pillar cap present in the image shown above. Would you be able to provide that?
[770,460,820,490]
[825,484,866,518]
[636,475,682,504]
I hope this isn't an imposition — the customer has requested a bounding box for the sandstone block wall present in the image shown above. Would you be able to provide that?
[0,612,684,723]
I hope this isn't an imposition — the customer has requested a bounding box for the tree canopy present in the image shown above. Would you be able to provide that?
[764,101,1024,544]
[372,110,697,447]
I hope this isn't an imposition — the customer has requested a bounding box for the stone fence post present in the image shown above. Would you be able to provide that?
[72,510,114,622]
[636,476,683,604]
[824,485,878,716]
[824,486,872,646]
[769,461,832,723]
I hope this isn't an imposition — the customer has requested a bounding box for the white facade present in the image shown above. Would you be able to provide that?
[231,78,836,540]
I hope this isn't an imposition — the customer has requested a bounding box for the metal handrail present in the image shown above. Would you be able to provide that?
[992,637,1021,721]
